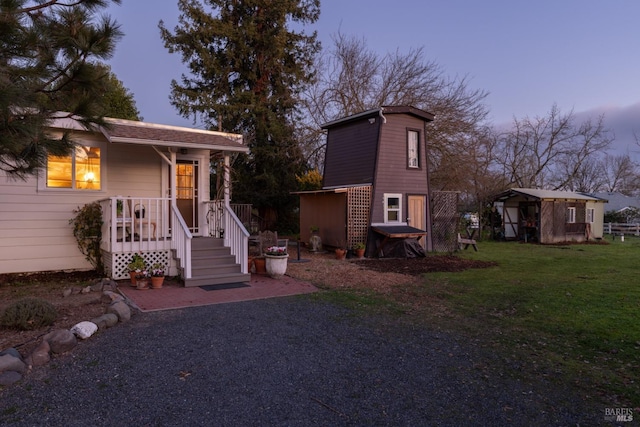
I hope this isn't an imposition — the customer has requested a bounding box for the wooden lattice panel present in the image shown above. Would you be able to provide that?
[347,186,372,248]
[106,250,171,280]
[431,191,459,252]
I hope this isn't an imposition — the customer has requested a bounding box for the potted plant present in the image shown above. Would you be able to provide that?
[353,242,366,259]
[135,269,150,290]
[127,253,146,285]
[150,263,165,289]
[264,245,288,278]
[335,241,347,260]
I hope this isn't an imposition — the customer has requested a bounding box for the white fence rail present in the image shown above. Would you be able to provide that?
[604,223,640,236]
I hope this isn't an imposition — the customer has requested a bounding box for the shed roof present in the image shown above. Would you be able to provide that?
[495,188,607,202]
[321,105,435,129]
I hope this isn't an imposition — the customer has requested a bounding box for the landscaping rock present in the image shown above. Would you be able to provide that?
[91,313,119,330]
[62,288,72,298]
[0,370,22,386]
[0,352,26,374]
[107,300,131,322]
[101,290,124,304]
[81,286,91,294]
[0,348,21,359]
[71,321,98,339]
[44,329,77,354]
[26,341,51,367]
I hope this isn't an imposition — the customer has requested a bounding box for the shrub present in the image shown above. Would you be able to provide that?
[0,298,58,330]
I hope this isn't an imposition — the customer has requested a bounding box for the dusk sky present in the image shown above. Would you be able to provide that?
[105,1,640,157]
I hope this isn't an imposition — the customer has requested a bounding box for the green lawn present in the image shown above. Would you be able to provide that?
[429,236,640,406]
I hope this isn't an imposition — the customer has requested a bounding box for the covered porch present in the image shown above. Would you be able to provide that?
[99,196,250,285]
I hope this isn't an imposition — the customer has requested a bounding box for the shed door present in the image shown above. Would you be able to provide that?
[504,206,518,239]
[408,195,426,249]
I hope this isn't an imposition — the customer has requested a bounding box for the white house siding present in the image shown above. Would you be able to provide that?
[0,136,169,275]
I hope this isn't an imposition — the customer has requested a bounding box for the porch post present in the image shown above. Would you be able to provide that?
[170,150,177,207]
[224,152,230,207]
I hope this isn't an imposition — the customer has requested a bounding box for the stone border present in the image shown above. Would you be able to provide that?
[0,278,137,387]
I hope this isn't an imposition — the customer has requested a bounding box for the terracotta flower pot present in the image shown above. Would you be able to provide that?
[150,276,164,289]
[136,278,149,290]
[254,257,267,274]
[335,249,346,260]
[129,271,138,286]
[355,248,365,259]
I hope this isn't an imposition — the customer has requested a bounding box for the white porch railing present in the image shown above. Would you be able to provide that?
[171,204,193,279]
[206,200,250,274]
[99,197,170,252]
[99,197,172,279]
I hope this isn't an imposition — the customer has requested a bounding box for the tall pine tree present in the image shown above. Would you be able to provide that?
[0,0,123,179]
[159,0,320,231]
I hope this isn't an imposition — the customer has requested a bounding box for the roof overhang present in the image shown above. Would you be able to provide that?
[321,105,435,129]
[46,113,248,153]
[494,188,606,203]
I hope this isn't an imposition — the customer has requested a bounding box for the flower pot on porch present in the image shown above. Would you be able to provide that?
[150,276,164,289]
[254,257,267,275]
[355,248,365,259]
[136,278,149,290]
[129,271,138,286]
[335,248,346,260]
[265,254,288,278]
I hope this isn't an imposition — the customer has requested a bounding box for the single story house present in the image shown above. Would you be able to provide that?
[0,113,251,286]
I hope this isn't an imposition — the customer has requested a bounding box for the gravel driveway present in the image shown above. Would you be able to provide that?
[0,295,602,426]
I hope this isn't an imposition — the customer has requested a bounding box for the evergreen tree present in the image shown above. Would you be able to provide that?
[0,0,123,179]
[97,64,142,121]
[159,0,320,231]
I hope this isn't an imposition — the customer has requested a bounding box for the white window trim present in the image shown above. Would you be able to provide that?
[586,208,595,223]
[383,193,403,224]
[567,207,576,223]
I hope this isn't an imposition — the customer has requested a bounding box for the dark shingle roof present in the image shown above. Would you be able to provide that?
[103,118,247,152]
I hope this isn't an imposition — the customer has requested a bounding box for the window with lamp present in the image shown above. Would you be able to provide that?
[46,145,101,190]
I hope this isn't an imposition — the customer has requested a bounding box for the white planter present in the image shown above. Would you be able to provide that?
[264,254,288,278]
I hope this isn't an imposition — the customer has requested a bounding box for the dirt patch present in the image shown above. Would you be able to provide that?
[0,271,107,355]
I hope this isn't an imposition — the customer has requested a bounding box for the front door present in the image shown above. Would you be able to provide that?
[174,159,199,234]
[408,195,426,249]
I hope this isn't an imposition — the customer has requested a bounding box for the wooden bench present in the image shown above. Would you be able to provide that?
[458,232,478,251]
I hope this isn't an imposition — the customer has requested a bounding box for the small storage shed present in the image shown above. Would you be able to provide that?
[494,188,607,243]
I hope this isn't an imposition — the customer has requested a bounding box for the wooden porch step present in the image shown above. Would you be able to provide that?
[178,236,248,287]
[184,272,250,287]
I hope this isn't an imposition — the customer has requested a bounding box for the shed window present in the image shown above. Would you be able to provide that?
[384,193,402,223]
[46,145,101,190]
[566,207,576,223]
[407,130,419,168]
[586,208,595,223]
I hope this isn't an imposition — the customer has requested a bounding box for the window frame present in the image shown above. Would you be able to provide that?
[384,193,403,224]
[586,208,595,223]
[407,129,421,170]
[38,142,105,192]
[566,207,576,224]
